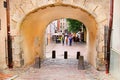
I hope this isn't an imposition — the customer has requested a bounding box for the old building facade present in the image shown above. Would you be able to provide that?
[0,0,109,70]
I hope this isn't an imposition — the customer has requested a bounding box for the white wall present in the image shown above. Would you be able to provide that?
[47,20,57,35]
[110,0,120,80]
[111,0,120,52]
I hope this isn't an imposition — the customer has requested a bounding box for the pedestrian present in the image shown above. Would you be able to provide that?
[61,34,65,45]
[65,36,68,45]
[69,35,72,46]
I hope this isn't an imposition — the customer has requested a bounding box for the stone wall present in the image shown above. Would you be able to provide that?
[8,0,109,68]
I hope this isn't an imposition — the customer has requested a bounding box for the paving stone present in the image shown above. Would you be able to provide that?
[3,43,115,80]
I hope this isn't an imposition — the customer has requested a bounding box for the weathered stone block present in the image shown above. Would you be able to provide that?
[78,56,85,70]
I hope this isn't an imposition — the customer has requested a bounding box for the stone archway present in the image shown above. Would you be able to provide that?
[20,4,98,68]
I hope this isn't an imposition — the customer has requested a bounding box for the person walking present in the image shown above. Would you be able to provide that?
[69,35,72,46]
[61,34,65,45]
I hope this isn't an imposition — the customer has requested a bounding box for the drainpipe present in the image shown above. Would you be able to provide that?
[6,0,13,68]
[106,0,114,73]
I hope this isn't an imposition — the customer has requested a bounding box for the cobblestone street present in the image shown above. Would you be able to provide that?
[15,58,114,80]
[14,42,115,80]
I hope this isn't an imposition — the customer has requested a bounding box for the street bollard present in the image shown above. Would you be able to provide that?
[34,57,41,68]
[64,51,68,59]
[52,50,56,59]
[38,57,41,68]
[76,51,80,59]
[78,56,85,70]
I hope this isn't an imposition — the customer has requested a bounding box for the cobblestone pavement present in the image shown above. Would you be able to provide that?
[15,58,114,80]
[14,42,115,80]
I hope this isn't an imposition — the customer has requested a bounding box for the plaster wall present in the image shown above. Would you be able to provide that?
[110,0,120,79]
[0,0,7,69]
[111,0,120,53]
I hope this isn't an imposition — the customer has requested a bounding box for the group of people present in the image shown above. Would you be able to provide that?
[55,31,83,46]
[61,33,73,46]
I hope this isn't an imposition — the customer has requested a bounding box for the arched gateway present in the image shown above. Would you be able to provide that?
[8,0,109,70]
[20,4,97,67]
